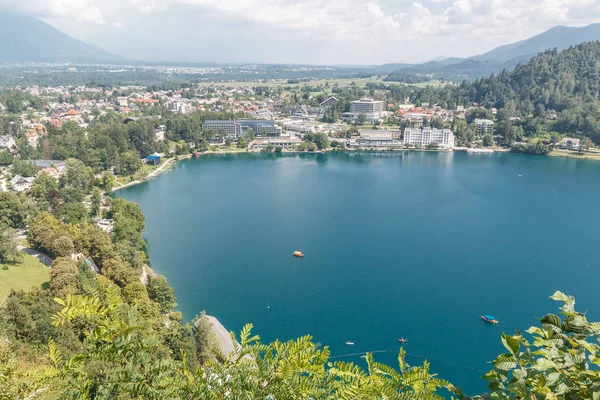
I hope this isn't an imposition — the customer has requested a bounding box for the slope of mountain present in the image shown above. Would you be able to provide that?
[0,14,124,64]
[382,23,600,80]
[472,23,600,63]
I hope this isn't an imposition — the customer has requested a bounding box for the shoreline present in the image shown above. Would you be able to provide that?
[111,146,600,194]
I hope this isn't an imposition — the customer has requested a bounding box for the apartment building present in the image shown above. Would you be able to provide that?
[403,127,455,148]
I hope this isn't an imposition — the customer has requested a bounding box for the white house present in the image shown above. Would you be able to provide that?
[10,175,35,192]
[560,138,580,150]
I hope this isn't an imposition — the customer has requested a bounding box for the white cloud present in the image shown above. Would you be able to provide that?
[77,6,105,24]
[0,0,599,63]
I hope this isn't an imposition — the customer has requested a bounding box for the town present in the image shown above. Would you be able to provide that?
[2,79,594,197]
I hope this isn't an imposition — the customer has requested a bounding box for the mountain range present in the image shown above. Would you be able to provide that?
[381,23,600,80]
[0,14,123,64]
[0,13,599,80]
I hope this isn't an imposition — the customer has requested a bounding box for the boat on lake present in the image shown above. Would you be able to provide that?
[293,251,304,257]
[346,341,354,345]
[397,338,407,343]
[481,315,498,324]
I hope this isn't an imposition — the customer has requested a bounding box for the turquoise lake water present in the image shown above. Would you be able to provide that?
[117,152,600,395]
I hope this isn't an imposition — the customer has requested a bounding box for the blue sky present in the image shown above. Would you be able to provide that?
[2,0,600,64]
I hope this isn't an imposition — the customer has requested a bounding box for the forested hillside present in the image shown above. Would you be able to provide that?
[379,41,600,145]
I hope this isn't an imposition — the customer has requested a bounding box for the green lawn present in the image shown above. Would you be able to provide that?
[0,254,50,306]
[550,149,600,161]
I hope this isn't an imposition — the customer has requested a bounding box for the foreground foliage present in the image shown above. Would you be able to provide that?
[2,289,600,399]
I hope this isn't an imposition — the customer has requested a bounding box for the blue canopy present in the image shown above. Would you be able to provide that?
[484,315,496,320]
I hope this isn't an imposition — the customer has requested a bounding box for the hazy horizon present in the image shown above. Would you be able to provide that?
[1,0,599,65]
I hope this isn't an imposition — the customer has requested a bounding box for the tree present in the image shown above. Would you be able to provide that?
[0,192,25,228]
[12,160,38,177]
[304,133,330,150]
[59,202,89,224]
[49,258,79,298]
[117,151,143,176]
[27,212,68,254]
[101,257,137,287]
[147,275,177,313]
[90,187,101,218]
[59,158,92,202]
[0,224,22,264]
[31,172,60,211]
[263,143,275,153]
[237,137,248,149]
[51,235,75,258]
[0,150,12,165]
[101,171,115,192]
[193,312,218,364]
[356,113,367,125]
[579,137,593,154]
[482,134,494,147]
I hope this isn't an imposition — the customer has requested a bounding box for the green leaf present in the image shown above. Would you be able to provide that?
[493,354,517,371]
[501,334,521,354]
[540,314,562,329]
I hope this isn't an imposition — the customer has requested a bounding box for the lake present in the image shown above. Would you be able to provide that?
[117,151,600,395]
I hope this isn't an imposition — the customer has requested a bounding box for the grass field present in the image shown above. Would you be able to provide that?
[0,254,50,306]
[549,149,600,161]
[195,77,445,89]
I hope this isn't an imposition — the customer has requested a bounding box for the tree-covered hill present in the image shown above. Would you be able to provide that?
[380,41,600,145]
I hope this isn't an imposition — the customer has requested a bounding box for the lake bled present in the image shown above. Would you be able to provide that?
[117,151,600,395]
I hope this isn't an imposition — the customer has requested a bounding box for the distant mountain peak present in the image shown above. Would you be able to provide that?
[471,23,600,63]
[0,13,124,64]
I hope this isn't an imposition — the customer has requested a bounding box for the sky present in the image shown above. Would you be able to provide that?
[1,0,600,64]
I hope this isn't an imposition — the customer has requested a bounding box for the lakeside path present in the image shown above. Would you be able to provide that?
[112,157,181,192]
[111,148,250,193]
[16,245,54,267]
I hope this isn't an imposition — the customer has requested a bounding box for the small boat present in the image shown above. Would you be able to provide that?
[397,338,408,344]
[293,251,304,257]
[481,315,499,324]
[346,342,354,345]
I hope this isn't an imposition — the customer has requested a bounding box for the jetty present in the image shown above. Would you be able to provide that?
[202,315,241,358]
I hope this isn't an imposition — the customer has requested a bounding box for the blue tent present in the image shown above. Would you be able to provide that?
[147,155,161,165]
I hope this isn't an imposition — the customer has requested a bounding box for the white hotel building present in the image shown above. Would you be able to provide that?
[403,127,455,148]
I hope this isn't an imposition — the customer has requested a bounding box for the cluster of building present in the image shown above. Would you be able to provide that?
[2,160,66,193]
[347,127,455,150]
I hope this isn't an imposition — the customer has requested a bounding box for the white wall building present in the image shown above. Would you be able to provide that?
[350,98,384,114]
[404,127,455,148]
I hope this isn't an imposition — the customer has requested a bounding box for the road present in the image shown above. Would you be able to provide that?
[16,245,54,267]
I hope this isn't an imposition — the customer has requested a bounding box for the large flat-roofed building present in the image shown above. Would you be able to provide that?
[202,120,241,139]
[404,127,455,148]
[359,129,402,140]
[474,119,494,136]
[350,98,384,114]
[238,119,280,137]
[250,136,302,151]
